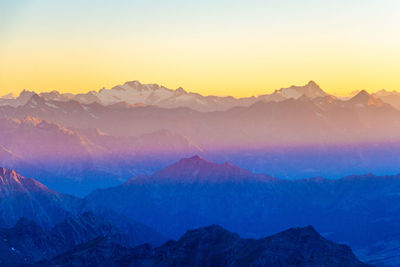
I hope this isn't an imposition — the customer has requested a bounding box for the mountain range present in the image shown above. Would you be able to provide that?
[1,83,400,148]
[0,80,329,112]
[39,225,366,267]
[2,80,400,195]
[3,79,400,112]
[0,166,367,266]
[0,167,81,228]
[1,80,400,265]
[0,166,165,265]
[86,155,400,266]
[0,116,201,195]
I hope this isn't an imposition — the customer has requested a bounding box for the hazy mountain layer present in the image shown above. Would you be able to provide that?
[0,80,328,112]
[0,117,201,195]
[86,156,400,265]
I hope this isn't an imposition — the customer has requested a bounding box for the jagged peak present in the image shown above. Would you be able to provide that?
[124,80,143,87]
[18,89,35,96]
[307,80,318,86]
[175,87,187,94]
[0,167,51,191]
[355,90,370,97]
[271,80,327,100]
[348,90,384,106]
[141,156,274,184]
[0,167,19,180]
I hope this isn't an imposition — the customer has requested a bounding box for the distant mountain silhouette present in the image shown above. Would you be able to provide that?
[39,225,367,267]
[0,117,202,195]
[0,80,331,112]
[2,88,400,150]
[86,156,400,265]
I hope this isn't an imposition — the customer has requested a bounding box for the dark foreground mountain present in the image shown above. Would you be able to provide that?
[39,225,367,267]
[86,156,400,266]
[0,212,165,266]
[0,167,166,266]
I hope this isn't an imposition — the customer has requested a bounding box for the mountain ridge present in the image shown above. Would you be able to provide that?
[0,80,334,112]
[40,224,367,267]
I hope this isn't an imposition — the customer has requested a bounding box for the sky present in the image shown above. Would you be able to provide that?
[0,0,400,97]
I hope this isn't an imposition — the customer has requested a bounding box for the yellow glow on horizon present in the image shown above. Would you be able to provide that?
[1,2,400,98]
[1,35,400,98]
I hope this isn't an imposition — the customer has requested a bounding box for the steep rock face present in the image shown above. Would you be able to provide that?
[0,167,81,228]
[41,225,367,267]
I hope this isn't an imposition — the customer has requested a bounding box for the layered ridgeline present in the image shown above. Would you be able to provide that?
[86,156,400,266]
[0,167,366,266]
[2,81,400,196]
[0,116,201,195]
[0,167,81,228]
[0,212,165,266]
[39,225,366,267]
[1,81,400,148]
[0,167,165,265]
[0,80,328,112]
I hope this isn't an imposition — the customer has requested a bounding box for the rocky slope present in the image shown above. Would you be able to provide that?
[0,212,163,266]
[40,225,367,267]
[0,167,81,228]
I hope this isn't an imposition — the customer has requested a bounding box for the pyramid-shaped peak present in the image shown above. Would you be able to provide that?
[0,167,50,193]
[306,80,319,87]
[137,156,273,184]
[356,90,370,96]
[348,90,385,107]
[272,80,327,100]
[175,87,187,94]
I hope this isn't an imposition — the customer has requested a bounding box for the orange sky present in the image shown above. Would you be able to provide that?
[1,1,400,97]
